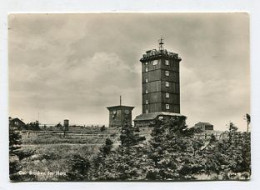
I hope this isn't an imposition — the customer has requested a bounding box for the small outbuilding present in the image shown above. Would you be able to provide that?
[107,96,134,128]
[9,117,26,130]
[134,112,186,128]
[194,122,214,131]
[107,105,134,127]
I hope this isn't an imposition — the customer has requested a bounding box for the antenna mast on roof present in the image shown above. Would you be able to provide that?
[159,37,164,51]
[120,95,122,106]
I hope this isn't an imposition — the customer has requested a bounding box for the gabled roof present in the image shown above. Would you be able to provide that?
[195,122,213,126]
[10,118,25,125]
[134,112,185,121]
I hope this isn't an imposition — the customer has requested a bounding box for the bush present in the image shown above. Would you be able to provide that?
[67,154,91,181]
[100,125,106,132]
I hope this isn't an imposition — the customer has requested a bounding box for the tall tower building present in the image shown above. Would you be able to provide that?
[141,39,182,114]
[134,39,185,128]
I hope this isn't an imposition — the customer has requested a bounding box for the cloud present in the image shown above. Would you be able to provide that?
[9,13,250,130]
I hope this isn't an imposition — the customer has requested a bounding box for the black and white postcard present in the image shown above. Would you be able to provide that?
[8,13,251,182]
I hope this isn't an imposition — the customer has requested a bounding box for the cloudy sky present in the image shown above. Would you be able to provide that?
[9,13,250,130]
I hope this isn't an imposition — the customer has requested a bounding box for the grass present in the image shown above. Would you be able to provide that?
[21,129,121,144]
[16,128,121,181]
[18,144,101,181]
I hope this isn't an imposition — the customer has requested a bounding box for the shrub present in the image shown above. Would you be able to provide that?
[67,154,91,181]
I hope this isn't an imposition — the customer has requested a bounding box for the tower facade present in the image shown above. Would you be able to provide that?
[107,97,134,127]
[107,105,134,127]
[141,40,182,114]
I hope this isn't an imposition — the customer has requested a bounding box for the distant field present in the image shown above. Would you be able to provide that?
[17,128,121,181]
[21,128,121,144]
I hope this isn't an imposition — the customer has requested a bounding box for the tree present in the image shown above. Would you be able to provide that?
[90,122,147,181]
[120,123,145,148]
[9,125,22,181]
[26,121,41,130]
[146,116,208,180]
[100,125,106,132]
[55,123,62,130]
[245,114,251,133]
[75,116,251,181]
[67,154,91,181]
[90,138,114,180]
[100,138,113,156]
[228,122,238,145]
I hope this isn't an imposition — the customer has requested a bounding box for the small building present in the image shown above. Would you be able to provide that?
[193,122,215,139]
[64,119,69,131]
[134,112,186,128]
[9,117,26,130]
[107,96,134,128]
[194,122,214,131]
[107,105,134,127]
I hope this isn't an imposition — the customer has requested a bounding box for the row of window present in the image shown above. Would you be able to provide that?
[145,96,170,105]
[145,68,170,78]
[145,59,170,66]
[145,104,170,113]
[145,91,170,98]
[145,78,170,87]
[146,70,170,78]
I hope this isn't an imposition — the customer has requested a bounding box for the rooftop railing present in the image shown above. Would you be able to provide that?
[142,49,180,60]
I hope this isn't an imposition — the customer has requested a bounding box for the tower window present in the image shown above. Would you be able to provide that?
[145,100,149,104]
[145,89,148,94]
[146,109,149,114]
[145,67,148,72]
[145,62,148,65]
[166,93,169,98]
[165,71,169,76]
[153,60,158,65]
[145,78,148,83]
[166,104,170,109]
[165,60,169,65]
[166,81,169,87]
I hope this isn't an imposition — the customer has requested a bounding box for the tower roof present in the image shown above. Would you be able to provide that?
[107,105,134,110]
[107,95,134,110]
[140,39,181,62]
